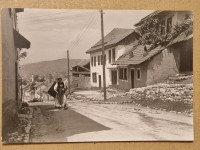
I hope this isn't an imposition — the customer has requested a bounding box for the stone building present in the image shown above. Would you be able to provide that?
[2,8,31,139]
[114,11,193,91]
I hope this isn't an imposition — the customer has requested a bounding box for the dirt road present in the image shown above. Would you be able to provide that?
[29,101,193,142]
[29,103,109,143]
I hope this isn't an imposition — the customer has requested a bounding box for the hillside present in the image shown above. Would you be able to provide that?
[20,58,89,77]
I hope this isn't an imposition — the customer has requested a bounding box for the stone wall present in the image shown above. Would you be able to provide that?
[72,75,91,89]
[129,83,193,113]
[146,48,179,85]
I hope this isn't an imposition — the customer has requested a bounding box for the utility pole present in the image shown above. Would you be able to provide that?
[67,50,70,94]
[21,77,23,103]
[100,10,107,100]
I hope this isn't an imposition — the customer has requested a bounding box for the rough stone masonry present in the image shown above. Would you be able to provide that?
[129,83,193,113]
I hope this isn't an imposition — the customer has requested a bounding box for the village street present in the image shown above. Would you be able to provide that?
[28,100,193,142]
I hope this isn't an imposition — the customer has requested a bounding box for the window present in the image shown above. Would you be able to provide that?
[98,55,100,65]
[137,68,141,79]
[94,56,96,66]
[109,50,111,63]
[92,73,97,83]
[112,48,115,62]
[166,17,172,33]
[119,68,127,80]
[91,57,93,67]
[160,20,165,35]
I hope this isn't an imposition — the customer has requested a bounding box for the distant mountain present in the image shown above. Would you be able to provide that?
[20,58,90,77]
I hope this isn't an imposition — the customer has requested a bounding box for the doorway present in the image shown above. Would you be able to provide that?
[98,75,102,88]
[130,69,135,88]
[180,47,193,72]
[111,70,117,86]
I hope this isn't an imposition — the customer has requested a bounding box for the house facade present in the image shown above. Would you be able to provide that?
[71,60,90,77]
[86,28,139,88]
[2,8,31,139]
[114,11,193,91]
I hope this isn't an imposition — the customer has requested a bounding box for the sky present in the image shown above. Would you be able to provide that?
[17,9,153,65]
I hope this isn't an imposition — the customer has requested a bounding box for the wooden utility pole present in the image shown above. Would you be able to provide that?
[67,50,70,94]
[21,77,23,103]
[100,10,107,100]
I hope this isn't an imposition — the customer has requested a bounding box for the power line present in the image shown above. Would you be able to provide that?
[70,12,99,50]
[19,10,75,19]
[19,12,95,25]
[69,12,98,50]
[70,13,99,51]
[20,11,93,22]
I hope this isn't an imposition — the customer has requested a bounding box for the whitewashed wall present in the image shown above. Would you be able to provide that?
[89,44,130,87]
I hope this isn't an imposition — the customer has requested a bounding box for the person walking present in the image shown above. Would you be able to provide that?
[54,78,66,109]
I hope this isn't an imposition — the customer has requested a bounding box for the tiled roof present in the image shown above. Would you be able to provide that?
[114,32,193,65]
[167,33,193,47]
[113,44,165,65]
[86,28,134,53]
[76,59,90,67]
[134,11,163,26]
[71,59,90,71]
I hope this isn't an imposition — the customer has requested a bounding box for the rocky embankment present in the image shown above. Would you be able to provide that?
[72,83,193,115]
[129,83,193,114]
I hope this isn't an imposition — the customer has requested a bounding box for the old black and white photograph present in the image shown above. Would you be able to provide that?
[2,8,193,143]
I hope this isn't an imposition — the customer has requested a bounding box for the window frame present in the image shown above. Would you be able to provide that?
[109,50,111,64]
[160,20,166,35]
[92,73,97,83]
[91,57,93,67]
[136,68,141,80]
[98,55,100,65]
[94,56,96,66]
[119,68,128,81]
[166,16,172,33]
[112,48,116,63]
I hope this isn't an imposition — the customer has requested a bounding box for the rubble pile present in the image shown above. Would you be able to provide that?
[72,88,127,102]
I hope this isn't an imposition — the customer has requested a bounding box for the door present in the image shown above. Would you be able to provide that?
[180,47,193,72]
[111,70,117,85]
[99,75,102,88]
[131,69,135,88]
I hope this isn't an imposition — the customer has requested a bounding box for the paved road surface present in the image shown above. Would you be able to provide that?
[29,101,193,142]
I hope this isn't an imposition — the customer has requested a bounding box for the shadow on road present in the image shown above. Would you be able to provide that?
[30,103,110,143]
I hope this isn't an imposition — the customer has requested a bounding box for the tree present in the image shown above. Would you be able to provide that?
[19,51,27,59]
[22,79,28,85]
[137,15,193,51]
[33,75,39,82]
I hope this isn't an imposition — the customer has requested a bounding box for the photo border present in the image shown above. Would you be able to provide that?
[0,0,199,149]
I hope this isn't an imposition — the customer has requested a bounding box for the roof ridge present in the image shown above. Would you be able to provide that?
[86,28,135,53]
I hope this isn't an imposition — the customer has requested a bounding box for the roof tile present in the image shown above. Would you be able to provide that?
[86,28,134,53]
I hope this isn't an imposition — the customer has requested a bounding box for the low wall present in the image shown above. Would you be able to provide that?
[72,75,91,90]
[129,83,193,113]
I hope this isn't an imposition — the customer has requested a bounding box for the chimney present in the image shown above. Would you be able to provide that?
[143,45,148,57]
[129,51,134,59]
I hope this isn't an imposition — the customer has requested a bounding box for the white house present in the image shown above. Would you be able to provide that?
[86,28,139,88]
